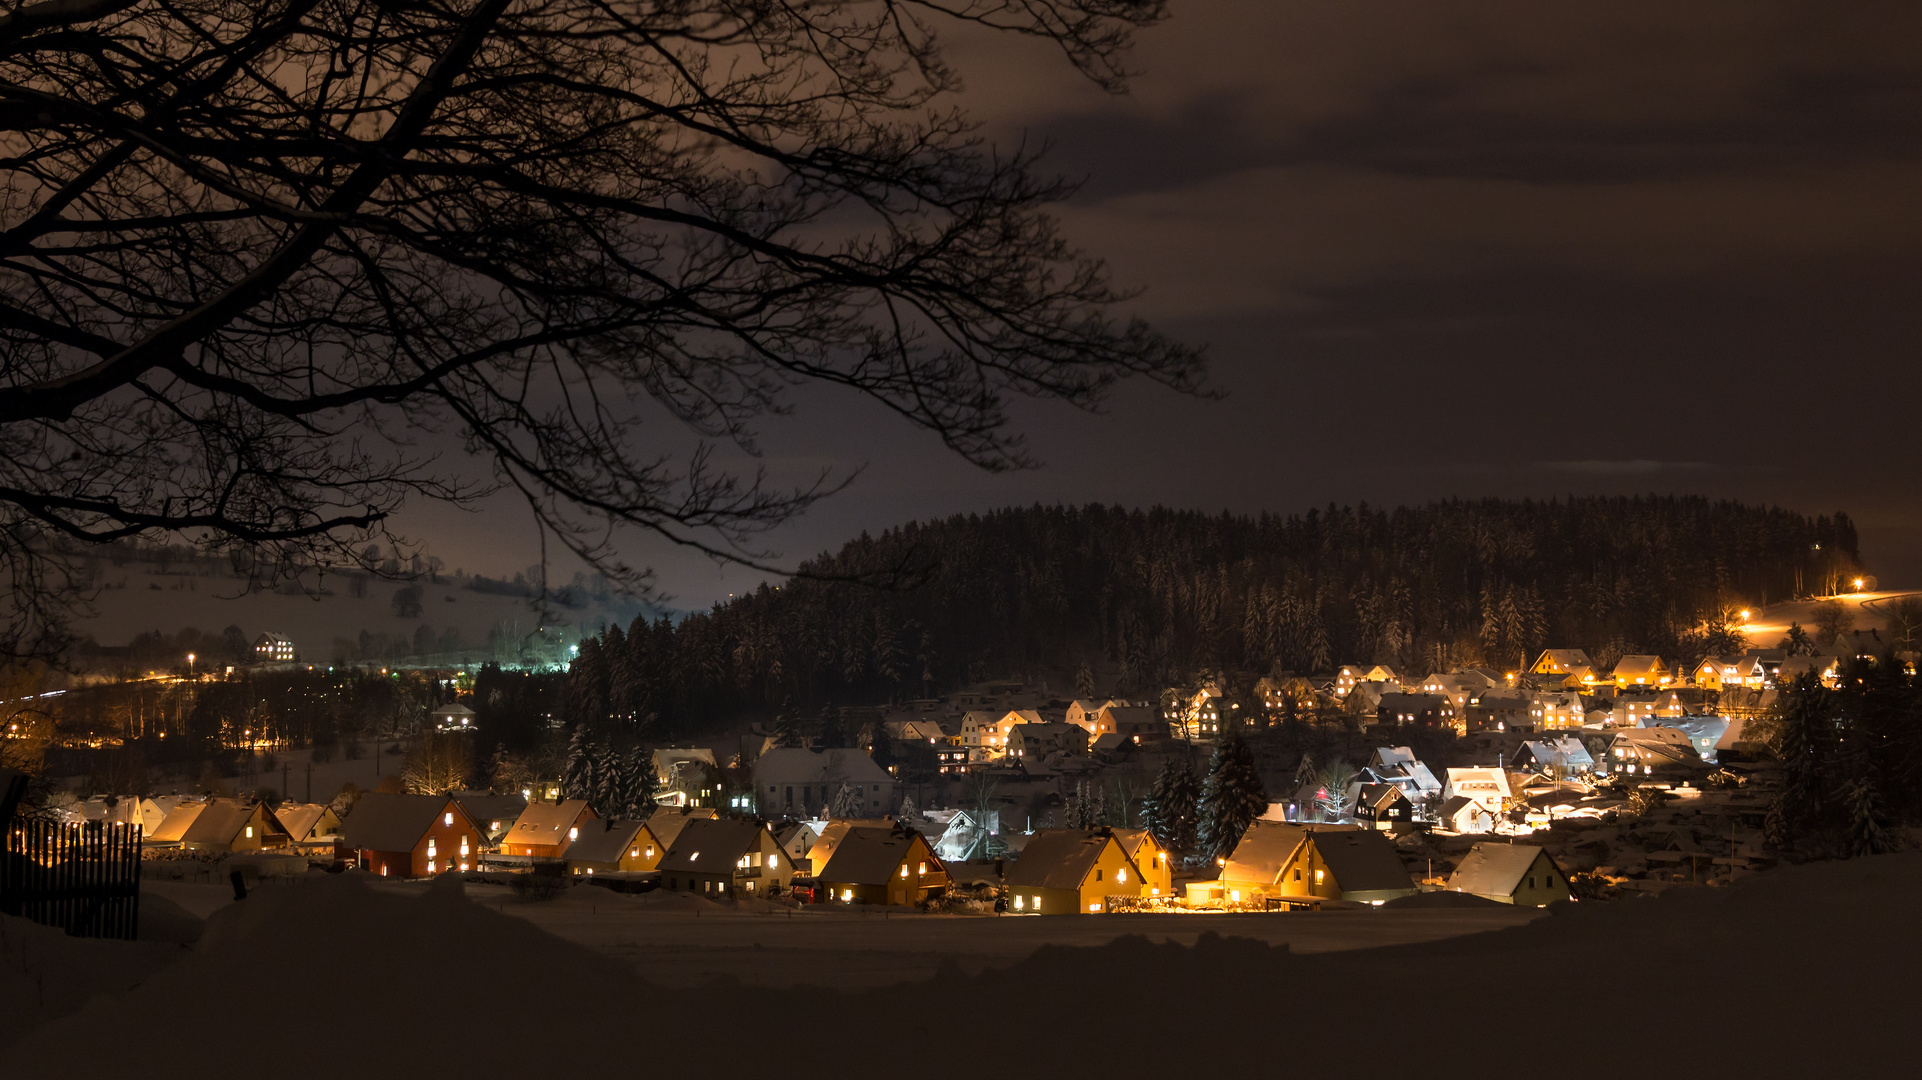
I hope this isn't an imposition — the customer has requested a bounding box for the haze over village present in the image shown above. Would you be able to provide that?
[5,1,1921,1076]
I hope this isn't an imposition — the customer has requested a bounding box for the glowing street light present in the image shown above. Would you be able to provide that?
[1853,578,1865,590]
[1739,610,1750,622]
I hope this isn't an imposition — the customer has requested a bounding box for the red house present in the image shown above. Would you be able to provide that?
[337,793,484,878]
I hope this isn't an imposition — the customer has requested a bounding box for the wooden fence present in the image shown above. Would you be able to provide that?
[0,819,144,939]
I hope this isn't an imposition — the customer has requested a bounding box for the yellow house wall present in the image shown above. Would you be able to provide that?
[1274,840,1342,900]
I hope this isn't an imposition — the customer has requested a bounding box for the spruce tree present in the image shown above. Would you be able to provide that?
[1844,775,1897,857]
[1767,672,1831,847]
[1144,758,1200,861]
[563,725,599,806]
[1197,733,1267,862]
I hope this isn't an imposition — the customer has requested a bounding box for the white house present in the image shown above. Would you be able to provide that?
[1442,767,1512,815]
[754,748,898,818]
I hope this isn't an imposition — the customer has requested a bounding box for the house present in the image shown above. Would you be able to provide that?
[78,796,168,835]
[1611,655,1672,689]
[564,819,659,876]
[1090,732,1134,763]
[454,791,528,845]
[1642,714,1731,764]
[1512,737,1595,777]
[1463,690,1531,733]
[882,719,949,744]
[1271,828,1416,904]
[1530,649,1593,675]
[1777,655,1840,688]
[272,802,342,847]
[1376,692,1458,733]
[1447,842,1571,906]
[958,710,1026,760]
[1255,676,1318,711]
[774,821,819,863]
[430,702,477,732]
[1443,767,1512,814]
[816,824,948,905]
[1602,727,1704,777]
[1527,691,1586,731]
[799,818,892,873]
[1352,784,1415,830]
[1110,827,1173,898]
[655,817,793,898]
[1333,665,1368,697]
[1008,722,1089,762]
[1219,821,1313,901]
[501,799,596,858]
[252,632,295,662]
[1612,690,1686,726]
[1361,747,1443,798]
[1098,703,1169,744]
[1416,671,1502,712]
[145,800,206,845]
[1065,699,1129,734]
[1005,829,1143,914]
[338,793,484,877]
[651,746,720,806]
[178,799,289,854]
[754,748,897,818]
[1437,795,1493,833]
[930,809,1002,863]
[1361,665,1401,685]
[644,805,717,856]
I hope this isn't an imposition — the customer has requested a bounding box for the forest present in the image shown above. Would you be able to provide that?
[559,498,1862,738]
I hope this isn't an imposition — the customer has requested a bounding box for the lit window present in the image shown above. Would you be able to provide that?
[459,862,467,872]
[842,889,853,901]
[1014,895,1025,910]
[1089,902,1101,912]
[918,861,927,875]
[631,848,639,858]
[1315,869,1324,883]
[380,865,388,877]
[646,846,655,857]
[244,826,253,838]
[568,827,578,841]
[767,854,777,869]
[690,852,699,861]
[900,864,909,878]
[1230,890,1241,901]
[1117,869,1127,884]
[444,812,454,827]
[427,860,436,873]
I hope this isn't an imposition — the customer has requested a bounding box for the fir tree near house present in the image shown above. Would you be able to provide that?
[1844,775,1898,857]
[1145,757,1201,864]
[1196,733,1267,864]
[1765,672,1834,848]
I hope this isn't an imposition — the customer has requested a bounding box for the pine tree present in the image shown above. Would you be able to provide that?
[1196,733,1267,862]
[830,782,863,819]
[771,702,805,749]
[1767,672,1832,847]
[1075,663,1096,699]
[563,725,599,806]
[1844,775,1897,857]
[1144,758,1200,861]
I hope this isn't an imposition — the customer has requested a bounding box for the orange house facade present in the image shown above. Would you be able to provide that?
[339,794,486,879]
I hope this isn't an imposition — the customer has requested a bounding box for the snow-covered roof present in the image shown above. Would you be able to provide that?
[1005,829,1120,892]
[182,799,267,846]
[1222,821,1312,886]
[818,826,931,886]
[272,802,336,842]
[339,793,459,853]
[147,801,206,843]
[753,747,893,787]
[506,800,593,847]
[1449,842,1554,898]
[1300,830,1414,898]
[454,792,528,838]
[657,818,766,874]
[564,819,650,865]
[645,806,718,849]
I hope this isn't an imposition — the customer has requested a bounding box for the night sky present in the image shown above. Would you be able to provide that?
[410,1,1922,604]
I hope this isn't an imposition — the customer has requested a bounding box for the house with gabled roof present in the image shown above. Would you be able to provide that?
[565,819,661,876]
[1601,727,1702,778]
[454,791,528,845]
[1443,767,1512,814]
[816,824,947,905]
[272,802,342,847]
[1220,821,1312,902]
[1361,746,1442,797]
[774,821,819,862]
[145,800,206,845]
[1109,826,1172,898]
[1272,828,1415,904]
[754,747,896,818]
[337,792,484,878]
[1447,842,1570,906]
[656,817,791,898]
[1353,784,1414,830]
[1530,649,1593,675]
[1513,737,1594,777]
[1097,703,1168,744]
[501,799,595,858]
[179,799,289,854]
[1611,655,1672,689]
[1006,828,1142,914]
[1008,722,1088,762]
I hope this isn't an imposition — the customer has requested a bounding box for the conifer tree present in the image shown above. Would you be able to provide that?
[1145,758,1201,861]
[1197,733,1267,862]
[1766,672,1832,847]
[563,725,599,806]
[1844,775,1897,857]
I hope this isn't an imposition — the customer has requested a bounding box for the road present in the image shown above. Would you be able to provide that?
[1741,588,1915,642]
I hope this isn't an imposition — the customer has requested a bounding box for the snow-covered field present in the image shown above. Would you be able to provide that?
[6,853,1918,1074]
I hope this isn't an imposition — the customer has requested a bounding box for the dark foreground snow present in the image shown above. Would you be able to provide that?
[7,853,1918,1075]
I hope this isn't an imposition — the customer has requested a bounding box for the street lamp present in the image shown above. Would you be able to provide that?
[1853,578,1865,591]
[186,652,195,676]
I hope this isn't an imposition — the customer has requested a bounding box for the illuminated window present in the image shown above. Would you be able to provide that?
[842,889,853,901]
[1315,869,1324,883]
[459,862,467,872]
[1117,868,1127,884]
[244,826,253,838]
[767,854,777,869]
[568,827,578,841]
[380,865,388,877]
[427,860,436,873]
[459,837,470,856]
[899,864,908,878]
[1014,895,1025,910]
[1150,888,1160,897]
[1089,902,1101,912]
[444,812,454,827]
[1229,890,1241,901]
[631,848,639,858]
[646,846,655,858]
[427,839,437,857]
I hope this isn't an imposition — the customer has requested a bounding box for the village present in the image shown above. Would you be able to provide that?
[38,615,1908,927]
